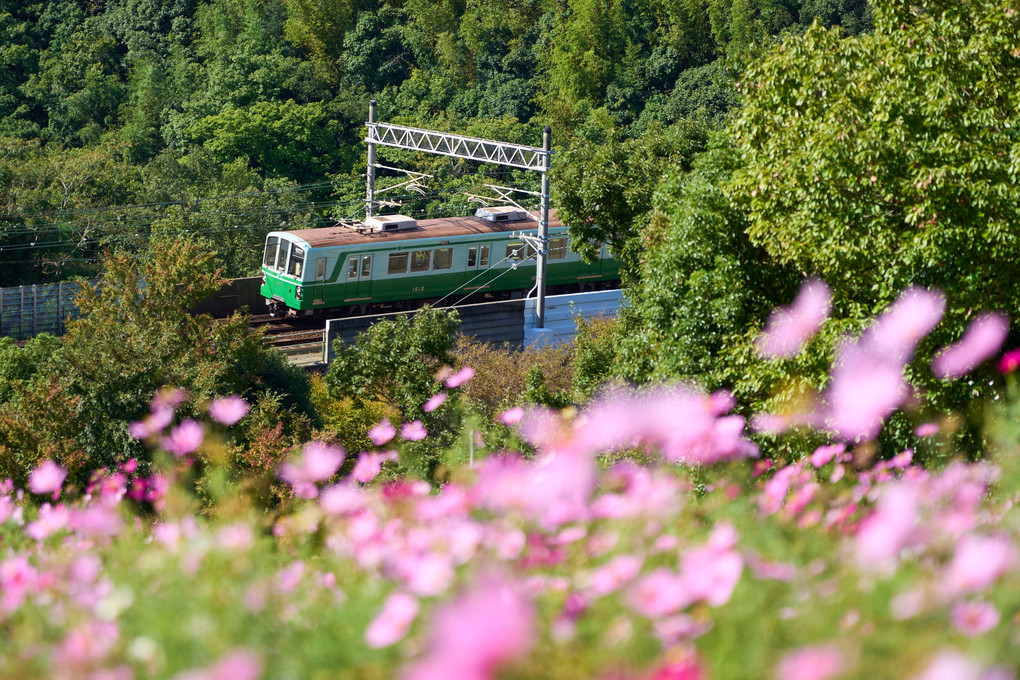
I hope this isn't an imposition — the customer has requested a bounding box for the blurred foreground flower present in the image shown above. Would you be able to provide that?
[28,459,67,499]
[279,442,345,499]
[209,394,250,425]
[756,278,831,359]
[932,313,1009,379]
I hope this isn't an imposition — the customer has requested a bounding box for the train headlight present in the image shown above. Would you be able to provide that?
[261,273,266,286]
[295,286,302,300]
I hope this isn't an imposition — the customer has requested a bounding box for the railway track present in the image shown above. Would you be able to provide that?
[249,316,327,366]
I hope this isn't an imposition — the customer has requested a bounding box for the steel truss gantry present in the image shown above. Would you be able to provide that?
[363,100,553,328]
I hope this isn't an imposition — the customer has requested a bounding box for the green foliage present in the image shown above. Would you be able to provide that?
[615,137,797,388]
[325,307,461,479]
[0,240,314,486]
[571,315,623,402]
[554,120,710,284]
[523,363,573,409]
[730,1,1020,321]
[184,99,344,182]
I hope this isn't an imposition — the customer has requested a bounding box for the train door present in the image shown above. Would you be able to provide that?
[464,243,491,290]
[311,256,327,305]
[345,254,373,301]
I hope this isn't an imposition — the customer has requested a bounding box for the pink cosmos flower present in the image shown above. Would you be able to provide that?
[55,620,119,669]
[368,419,396,446]
[350,453,382,483]
[0,555,37,613]
[855,483,921,570]
[679,527,743,607]
[162,419,205,457]
[628,568,692,618]
[915,422,939,438]
[445,366,476,388]
[997,348,1020,374]
[932,313,1010,379]
[319,483,365,515]
[775,644,846,680]
[587,554,644,596]
[952,601,1000,636]
[366,592,420,648]
[826,341,909,441]
[423,391,447,413]
[500,407,525,426]
[810,444,845,468]
[279,442,345,498]
[401,420,428,441]
[172,649,263,680]
[648,653,705,680]
[25,503,70,541]
[910,650,1001,680]
[943,533,1014,594]
[209,394,250,425]
[865,287,945,362]
[401,574,533,680]
[756,278,832,359]
[28,459,67,499]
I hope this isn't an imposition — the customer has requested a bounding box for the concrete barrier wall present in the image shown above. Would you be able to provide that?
[325,298,527,362]
[324,289,625,362]
[524,289,625,347]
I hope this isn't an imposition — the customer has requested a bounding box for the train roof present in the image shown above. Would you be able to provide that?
[271,210,562,249]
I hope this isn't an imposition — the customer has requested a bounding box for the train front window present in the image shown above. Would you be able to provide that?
[277,242,291,272]
[264,236,279,268]
[288,245,305,278]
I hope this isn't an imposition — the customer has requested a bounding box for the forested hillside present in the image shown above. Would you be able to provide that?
[0,0,871,286]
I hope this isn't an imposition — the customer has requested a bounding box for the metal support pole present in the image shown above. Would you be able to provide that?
[536,126,551,329]
[57,281,62,335]
[366,100,377,219]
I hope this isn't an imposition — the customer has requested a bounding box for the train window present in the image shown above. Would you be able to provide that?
[347,257,359,280]
[479,245,489,267]
[277,242,291,272]
[467,246,477,268]
[361,255,372,278]
[388,253,408,274]
[549,237,568,260]
[433,248,453,270]
[316,257,326,280]
[410,249,431,273]
[264,237,279,268]
[288,246,305,277]
[506,242,535,262]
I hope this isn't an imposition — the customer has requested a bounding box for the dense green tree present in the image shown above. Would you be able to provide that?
[325,307,461,479]
[0,240,314,485]
[729,0,1020,322]
[553,120,710,283]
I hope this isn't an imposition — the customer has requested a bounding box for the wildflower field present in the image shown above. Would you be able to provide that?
[2,281,1020,680]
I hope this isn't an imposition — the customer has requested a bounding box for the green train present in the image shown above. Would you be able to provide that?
[260,207,619,317]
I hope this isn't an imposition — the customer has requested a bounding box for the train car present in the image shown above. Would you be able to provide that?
[259,207,619,317]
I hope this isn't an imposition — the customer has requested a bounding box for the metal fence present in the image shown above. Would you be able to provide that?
[0,281,85,341]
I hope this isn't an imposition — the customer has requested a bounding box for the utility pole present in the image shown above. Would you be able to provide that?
[536,126,551,329]
[366,100,377,219]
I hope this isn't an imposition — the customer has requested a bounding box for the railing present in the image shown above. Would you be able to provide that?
[0,281,85,341]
